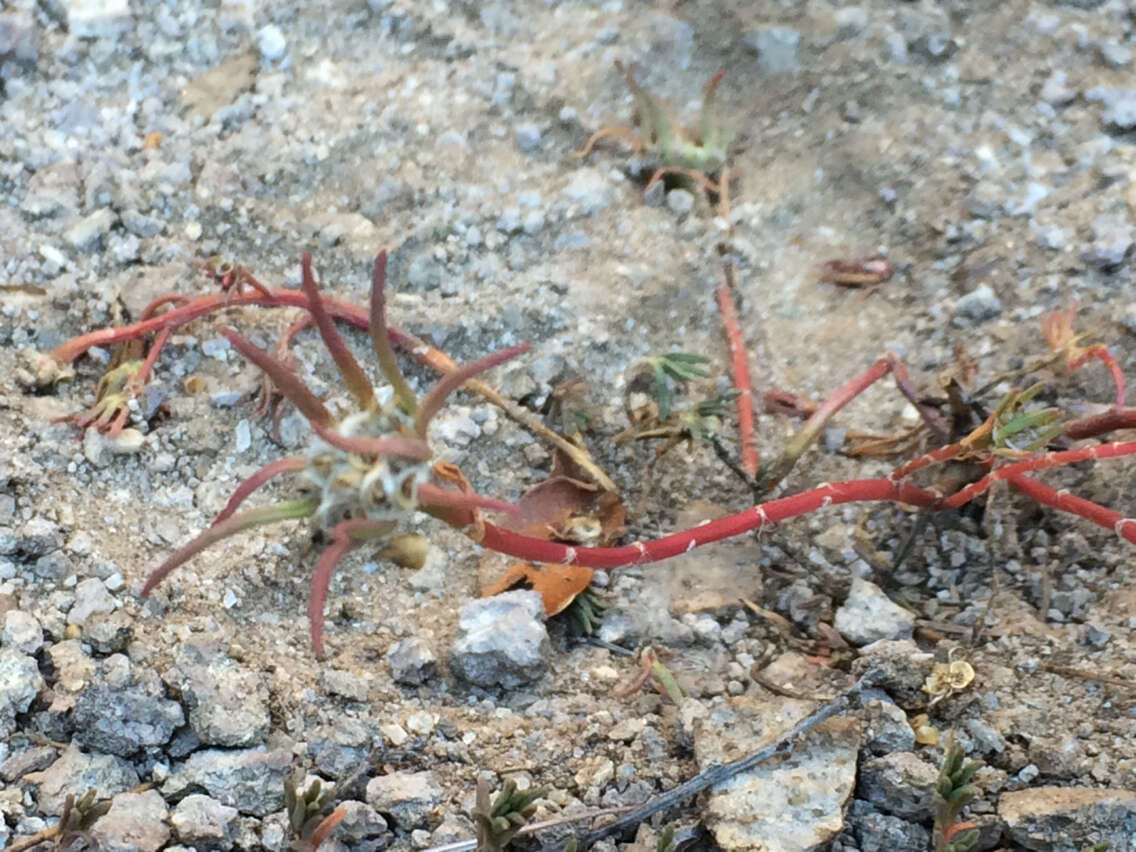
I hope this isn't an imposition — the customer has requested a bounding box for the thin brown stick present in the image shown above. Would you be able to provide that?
[396,328,618,492]
[1038,662,1136,691]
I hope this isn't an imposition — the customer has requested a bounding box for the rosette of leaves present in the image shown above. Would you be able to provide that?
[284,771,346,851]
[933,735,982,852]
[579,62,733,177]
[141,251,528,657]
[473,777,545,851]
[51,789,110,851]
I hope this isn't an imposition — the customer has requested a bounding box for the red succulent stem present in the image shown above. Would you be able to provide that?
[1069,345,1126,408]
[715,282,758,476]
[1063,407,1136,440]
[940,440,1136,509]
[308,518,394,658]
[760,357,894,490]
[417,481,520,516]
[1008,474,1136,545]
[478,478,941,568]
[890,442,968,480]
[48,288,375,364]
[142,498,317,597]
[139,293,191,322]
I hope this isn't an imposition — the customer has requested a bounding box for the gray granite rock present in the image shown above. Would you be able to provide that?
[73,657,184,756]
[0,8,41,63]
[320,666,371,701]
[366,770,443,830]
[1102,91,1136,130]
[857,752,939,819]
[449,590,549,688]
[694,695,861,849]
[1098,40,1132,69]
[68,577,116,625]
[515,122,542,153]
[744,27,801,74]
[2,609,44,654]
[16,517,63,557]
[256,24,286,61]
[966,181,1004,219]
[64,208,117,252]
[26,746,140,816]
[851,639,935,709]
[81,609,133,653]
[835,577,914,645]
[171,794,239,850]
[561,169,612,215]
[849,799,931,852]
[337,800,390,842]
[1040,70,1077,106]
[1083,213,1133,269]
[309,717,373,777]
[387,636,437,685]
[90,789,171,852]
[0,745,57,782]
[21,161,81,218]
[1000,786,1136,850]
[833,6,869,41]
[164,642,271,747]
[0,648,43,737]
[954,284,1002,324]
[64,0,133,38]
[666,189,695,218]
[163,748,292,816]
[861,694,916,756]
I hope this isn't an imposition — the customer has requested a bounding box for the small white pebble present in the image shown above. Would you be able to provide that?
[234,419,251,453]
[257,24,287,60]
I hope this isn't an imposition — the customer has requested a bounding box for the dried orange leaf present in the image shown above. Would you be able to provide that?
[482,561,594,617]
[505,475,625,543]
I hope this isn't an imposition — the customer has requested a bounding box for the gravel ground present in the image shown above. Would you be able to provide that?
[2,0,1136,850]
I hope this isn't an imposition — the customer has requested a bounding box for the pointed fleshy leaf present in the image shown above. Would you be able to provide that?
[312,422,431,460]
[418,481,520,516]
[300,253,375,410]
[212,456,307,525]
[415,343,530,437]
[699,68,726,150]
[309,806,347,847]
[308,518,395,657]
[368,250,418,415]
[615,60,673,153]
[143,498,316,596]
[222,328,332,427]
